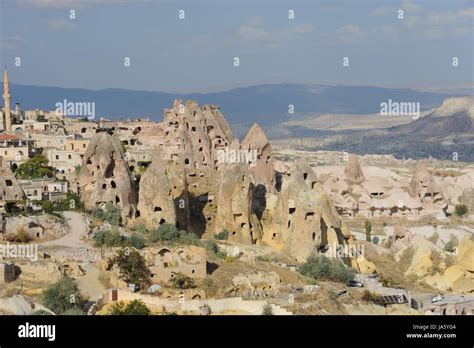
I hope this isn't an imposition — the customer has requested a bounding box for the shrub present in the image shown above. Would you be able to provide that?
[104,231,123,247]
[131,223,147,234]
[128,234,146,249]
[262,303,273,315]
[298,255,356,283]
[214,230,229,241]
[455,204,468,217]
[444,240,456,253]
[178,230,201,245]
[62,307,86,315]
[95,231,146,249]
[329,290,338,302]
[365,220,372,242]
[428,232,440,245]
[170,273,195,289]
[109,300,150,315]
[114,249,151,288]
[42,200,54,214]
[17,228,30,243]
[93,202,122,225]
[42,277,84,314]
[361,290,379,303]
[148,224,180,242]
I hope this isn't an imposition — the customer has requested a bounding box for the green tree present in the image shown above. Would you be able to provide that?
[93,202,122,225]
[114,249,151,288]
[42,200,54,214]
[127,234,146,249]
[444,240,456,253]
[298,255,356,283]
[74,165,82,175]
[148,223,180,242]
[215,229,229,240]
[109,300,150,315]
[42,277,84,314]
[15,155,53,179]
[262,303,273,315]
[170,273,195,289]
[365,220,372,242]
[455,204,468,217]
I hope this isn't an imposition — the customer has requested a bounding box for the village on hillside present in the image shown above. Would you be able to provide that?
[1,67,473,316]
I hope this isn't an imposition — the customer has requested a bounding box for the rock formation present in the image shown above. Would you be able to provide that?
[0,157,24,203]
[241,123,275,191]
[261,159,351,262]
[409,163,447,211]
[136,155,176,229]
[214,163,262,244]
[79,132,137,221]
[343,155,365,184]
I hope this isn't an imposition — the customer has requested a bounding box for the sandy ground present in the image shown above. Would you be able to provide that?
[39,211,89,249]
[75,264,106,301]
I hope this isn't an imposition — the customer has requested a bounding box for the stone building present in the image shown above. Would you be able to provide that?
[0,262,16,284]
[146,245,207,283]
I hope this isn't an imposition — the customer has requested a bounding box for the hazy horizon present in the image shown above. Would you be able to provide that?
[1,0,473,93]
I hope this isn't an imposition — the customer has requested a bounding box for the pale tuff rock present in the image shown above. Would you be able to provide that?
[214,163,262,244]
[161,100,234,170]
[166,160,192,232]
[4,215,67,241]
[79,132,137,220]
[136,155,176,230]
[261,159,350,262]
[425,238,474,293]
[0,157,24,202]
[343,155,365,184]
[409,163,447,210]
[230,271,280,299]
[241,123,275,190]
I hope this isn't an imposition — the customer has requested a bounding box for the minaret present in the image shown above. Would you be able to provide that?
[3,67,12,132]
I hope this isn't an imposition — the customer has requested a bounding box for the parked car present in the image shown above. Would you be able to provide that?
[431,294,444,303]
[347,280,363,288]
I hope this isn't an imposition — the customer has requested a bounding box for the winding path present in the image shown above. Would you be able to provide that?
[39,211,89,248]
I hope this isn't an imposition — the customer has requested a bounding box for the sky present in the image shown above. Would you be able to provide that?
[0,0,473,93]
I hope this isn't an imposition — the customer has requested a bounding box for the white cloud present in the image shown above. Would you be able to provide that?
[17,0,147,9]
[426,7,474,25]
[402,0,421,13]
[290,24,314,34]
[0,36,23,50]
[237,17,268,43]
[336,25,366,43]
[370,5,397,16]
[47,18,76,30]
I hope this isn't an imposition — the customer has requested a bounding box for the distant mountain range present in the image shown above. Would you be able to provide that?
[9,83,462,126]
[318,97,474,161]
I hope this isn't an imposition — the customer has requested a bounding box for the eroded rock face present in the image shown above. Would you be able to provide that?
[167,160,192,232]
[344,155,365,184]
[261,159,350,262]
[0,157,24,203]
[409,163,447,210]
[136,155,176,229]
[161,100,234,170]
[214,163,262,244]
[79,132,137,221]
[241,123,275,191]
[230,271,280,299]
